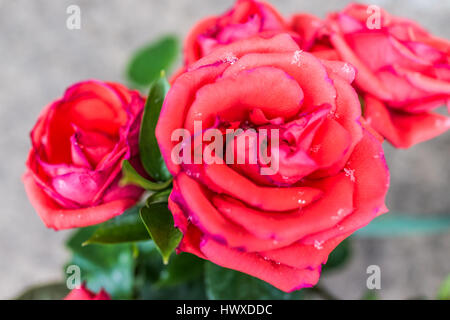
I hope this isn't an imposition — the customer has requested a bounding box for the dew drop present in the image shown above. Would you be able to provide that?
[331,208,345,220]
[341,62,353,74]
[344,168,356,182]
[223,52,238,65]
[291,50,303,66]
[314,240,324,250]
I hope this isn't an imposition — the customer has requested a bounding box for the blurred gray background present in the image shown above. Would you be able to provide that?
[0,0,449,299]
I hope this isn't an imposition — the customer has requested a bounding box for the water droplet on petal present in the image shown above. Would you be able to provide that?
[344,168,356,182]
[223,52,238,65]
[291,50,303,66]
[341,62,353,74]
[314,240,324,250]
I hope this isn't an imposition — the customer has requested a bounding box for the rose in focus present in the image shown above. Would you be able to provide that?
[156,34,390,292]
[23,80,144,230]
[292,3,450,148]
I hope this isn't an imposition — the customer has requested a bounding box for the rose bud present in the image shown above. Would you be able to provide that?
[291,3,450,148]
[156,34,390,292]
[23,80,145,230]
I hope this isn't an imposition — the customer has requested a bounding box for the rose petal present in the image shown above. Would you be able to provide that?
[184,66,304,131]
[200,238,321,292]
[212,172,353,244]
[365,95,450,148]
[23,171,137,230]
[203,162,322,211]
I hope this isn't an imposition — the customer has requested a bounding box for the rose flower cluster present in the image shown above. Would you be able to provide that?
[24,1,449,295]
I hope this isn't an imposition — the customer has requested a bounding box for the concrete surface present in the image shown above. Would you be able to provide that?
[0,0,449,299]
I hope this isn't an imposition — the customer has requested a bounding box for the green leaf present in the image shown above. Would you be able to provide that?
[83,206,150,245]
[120,159,172,191]
[157,253,205,287]
[139,74,172,182]
[205,262,303,300]
[140,202,182,264]
[65,227,135,300]
[133,242,206,300]
[15,283,69,300]
[139,281,207,300]
[437,274,450,300]
[322,238,352,273]
[355,214,450,237]
[127,35,179,87]
[146,189,172,206]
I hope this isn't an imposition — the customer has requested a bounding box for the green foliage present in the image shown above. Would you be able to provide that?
[83,206,150,245]
[133,242,206,300]
[322,238,352,273]
[204,262,303,300]
[139,74,172,182]
[127,35,179,87]
[65,227,135,299]
[120,160,172,191]
[437,274,450,300]
[140,202,182,264]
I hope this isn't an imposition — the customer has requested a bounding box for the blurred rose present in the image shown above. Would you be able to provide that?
[183,0,292,66]
[156,34,389,292]
[64,284,110,300]
[292,3,450,148]
[23,80,144,230]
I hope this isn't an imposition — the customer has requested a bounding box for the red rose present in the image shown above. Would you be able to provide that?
[183,0,291,66]
[64,284,110,300]
[292,3,450,148]
[156,34,389,292]
[23,80,144,230]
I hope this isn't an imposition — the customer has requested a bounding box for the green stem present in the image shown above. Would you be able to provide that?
[120,160,172,191]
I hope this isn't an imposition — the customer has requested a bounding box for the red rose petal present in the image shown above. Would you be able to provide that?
[189,33,299,71]
[260,232,351,269]
[301,129,389,244]
[365,95,450,148]
[184,66,304,131]
[23,171,137,230]
[204,162,322,211]
[200,238,321,292]
[212,172,353,244]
